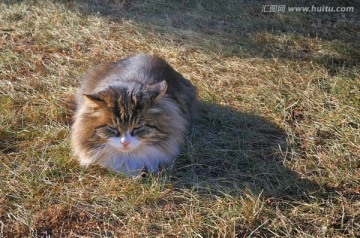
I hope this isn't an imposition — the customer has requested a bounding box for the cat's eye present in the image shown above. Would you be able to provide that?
[107,126,117,131]
[131,125,143,136]
[133,125,142,130]
[107,126,120,136]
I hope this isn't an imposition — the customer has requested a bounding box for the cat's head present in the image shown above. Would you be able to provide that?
[81,80,171,152]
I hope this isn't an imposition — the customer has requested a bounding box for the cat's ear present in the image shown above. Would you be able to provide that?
[83,94,107,109]
[148,80,167,99]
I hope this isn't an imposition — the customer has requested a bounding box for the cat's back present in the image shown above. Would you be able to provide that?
[78,53,197,120]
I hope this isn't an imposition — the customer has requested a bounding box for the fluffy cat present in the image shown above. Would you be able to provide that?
[71,53,197,175]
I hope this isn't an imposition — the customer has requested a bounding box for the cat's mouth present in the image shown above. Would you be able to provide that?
[121,145,131,151]
[113,144,134,152]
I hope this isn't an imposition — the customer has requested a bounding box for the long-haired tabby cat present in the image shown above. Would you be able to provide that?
[71,53,197,175]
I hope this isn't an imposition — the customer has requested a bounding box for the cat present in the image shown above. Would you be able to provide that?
[71,53,197,175]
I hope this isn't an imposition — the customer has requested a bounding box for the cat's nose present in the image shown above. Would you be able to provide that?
[121,132,131,147]
[121,140,130,147]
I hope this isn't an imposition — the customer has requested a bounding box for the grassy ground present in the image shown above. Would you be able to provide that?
[1,0,359,237]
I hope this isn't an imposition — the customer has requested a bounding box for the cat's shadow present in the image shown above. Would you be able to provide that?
[168,101,321,200]
[63,97,321,200]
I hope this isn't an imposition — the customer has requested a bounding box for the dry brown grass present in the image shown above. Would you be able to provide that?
[1,0,359,237]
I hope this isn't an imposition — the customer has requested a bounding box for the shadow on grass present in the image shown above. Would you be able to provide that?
[64,0,360,75]
[170,101,321,201]
[4,0,358,74]
[60,95,321,201]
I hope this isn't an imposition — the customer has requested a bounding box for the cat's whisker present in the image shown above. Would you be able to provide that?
[88,145,110,164]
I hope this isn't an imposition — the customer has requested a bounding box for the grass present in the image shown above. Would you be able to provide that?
[1,0,359,237]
